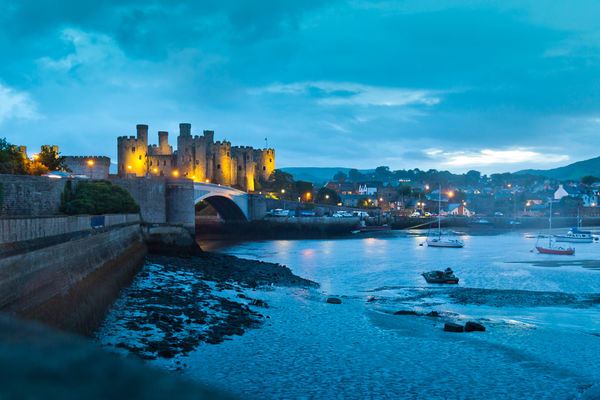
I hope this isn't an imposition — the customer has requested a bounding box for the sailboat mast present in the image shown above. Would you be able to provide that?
[549,200,553,247]
[438,184,441,237]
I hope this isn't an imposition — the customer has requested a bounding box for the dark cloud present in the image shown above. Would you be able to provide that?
[1,1,599,173]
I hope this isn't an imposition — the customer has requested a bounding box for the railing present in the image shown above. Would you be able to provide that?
[0,214,140,245]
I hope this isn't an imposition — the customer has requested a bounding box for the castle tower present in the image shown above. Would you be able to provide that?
[254,148,275,182]
[177,123,195,179]
[212,141,232,186]
[232,146,255,191]
[117,124,149,177]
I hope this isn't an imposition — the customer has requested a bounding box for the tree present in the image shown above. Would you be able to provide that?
[333,171,347,182]
[61,181,140,215]
[397,185,411,206]
[348,169,364,182]
[582,175,600,186]
[316,187,341,205]
[267,169,295,194]
[374,166,391,180]
[38,147,70,172]
[294,180,314,201]
[0,138,27,175]
[465,170,481,185]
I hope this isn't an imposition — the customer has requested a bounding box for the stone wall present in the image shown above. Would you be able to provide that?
[165,178,195,230]
[247,194,382,220]
[108,177,167,224]
[0,174,66,216]
[63,156,110,179]
[0,214,139,244]
[0,175,195,229]
[0,214,146,334]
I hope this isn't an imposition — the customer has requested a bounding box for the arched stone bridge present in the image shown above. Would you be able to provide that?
[194,182,249,221]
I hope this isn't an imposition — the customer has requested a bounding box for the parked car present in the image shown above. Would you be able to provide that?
[410,212,421,217]
[267,209,292,217]
[494,211,504,216]
[332,211,354,218]
[352,211,369,218]
[296,210,316,217]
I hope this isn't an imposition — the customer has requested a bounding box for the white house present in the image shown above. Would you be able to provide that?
[446,203,474,217]
[553,184,569,200]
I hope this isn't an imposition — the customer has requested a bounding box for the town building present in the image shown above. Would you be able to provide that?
[117,123,275,191]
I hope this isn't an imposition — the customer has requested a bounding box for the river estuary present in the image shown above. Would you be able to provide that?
[99,229,600,399]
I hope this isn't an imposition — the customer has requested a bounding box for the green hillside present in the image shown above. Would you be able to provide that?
[280,167,372,184]
[516,156,600,181]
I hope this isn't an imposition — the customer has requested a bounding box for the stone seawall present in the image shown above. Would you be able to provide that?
[0,174,194,229]
[0,214,147,335]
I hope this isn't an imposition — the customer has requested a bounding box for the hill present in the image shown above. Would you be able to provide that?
[516,156,600,181]
[280,167,372,185]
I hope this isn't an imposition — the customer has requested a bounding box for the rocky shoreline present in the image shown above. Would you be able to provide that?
[96,252,318,364]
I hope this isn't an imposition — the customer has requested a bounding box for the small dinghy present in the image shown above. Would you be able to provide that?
[422,268,459,284]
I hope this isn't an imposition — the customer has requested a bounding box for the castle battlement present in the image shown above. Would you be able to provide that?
[117,122,275,191]
[64,156,110,161]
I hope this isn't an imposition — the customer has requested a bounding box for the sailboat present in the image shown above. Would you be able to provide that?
[535,201,575,255]
[426,185,464,248]
[554,208,594,243]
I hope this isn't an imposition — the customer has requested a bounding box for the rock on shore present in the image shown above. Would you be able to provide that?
[97,252,318,364]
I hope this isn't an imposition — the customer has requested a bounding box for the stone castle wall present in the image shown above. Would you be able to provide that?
[64,156,110,179]
[117,123,275,191]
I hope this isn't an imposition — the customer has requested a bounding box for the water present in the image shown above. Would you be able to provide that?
[105,230,600,399]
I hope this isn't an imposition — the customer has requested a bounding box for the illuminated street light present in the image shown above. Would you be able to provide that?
[205,179,210,183]
[447,191,454,198]
[127,165,132,170]
[325,194,329,199]
[173,170,179,177]
[281,189,285,194]
[87,159,94,166]
[425,185,429,190]
[153,168,158,173]
[33,154,39,160]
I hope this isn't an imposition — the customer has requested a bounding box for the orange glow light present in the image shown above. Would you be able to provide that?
[127,165,132,169]
[173,170,179,177]
[87,159,94,166]
[153,168,158,173]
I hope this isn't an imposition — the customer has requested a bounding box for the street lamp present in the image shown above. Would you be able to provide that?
[172,170,179,177]
[325,194,329,199]
[87,159,94,178]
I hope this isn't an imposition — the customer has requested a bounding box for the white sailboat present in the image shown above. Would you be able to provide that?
[535,201,575,255]
[426,185,464,248]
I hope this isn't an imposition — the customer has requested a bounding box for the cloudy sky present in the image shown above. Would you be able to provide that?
[1,0,600,173]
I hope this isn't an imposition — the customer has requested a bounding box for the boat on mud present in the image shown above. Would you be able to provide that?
[422,268,459,284]
[554,227,594,243]
[534,201,575,255]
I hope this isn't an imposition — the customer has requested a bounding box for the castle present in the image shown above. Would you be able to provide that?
[117,123,275,191]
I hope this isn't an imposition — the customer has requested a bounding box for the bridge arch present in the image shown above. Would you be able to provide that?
[194,182,249,222]
[197,195,247,221]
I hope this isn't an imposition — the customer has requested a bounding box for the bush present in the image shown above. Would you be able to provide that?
[61,181,140,215]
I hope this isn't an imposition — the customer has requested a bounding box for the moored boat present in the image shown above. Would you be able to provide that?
[426,237,464,248]
[535,246,575,255]
[422,268,459,284]
[555,226,594,243]
[534,201,575,255]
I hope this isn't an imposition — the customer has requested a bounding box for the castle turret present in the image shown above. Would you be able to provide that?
[117,124,149,177]
[180,123,191,136]
[232,146,255,191]
[254,148,275,182]
[212,141,232,186]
